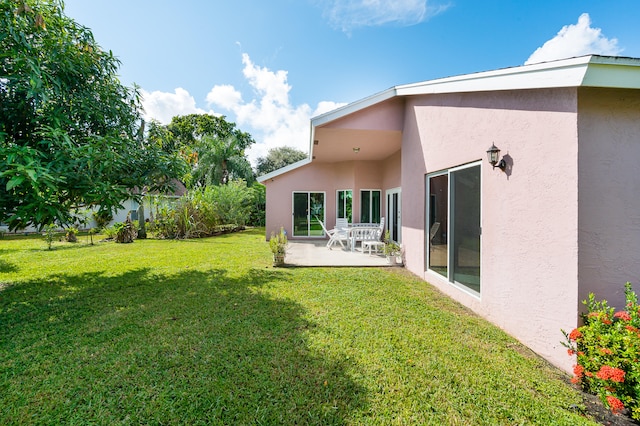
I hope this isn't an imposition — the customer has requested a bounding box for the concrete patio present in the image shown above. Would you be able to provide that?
[283,239,400,267]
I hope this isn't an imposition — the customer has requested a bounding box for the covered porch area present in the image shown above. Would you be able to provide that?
[260,95,406,245]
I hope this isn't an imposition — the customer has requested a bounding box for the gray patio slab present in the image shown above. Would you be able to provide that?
[284,239,396,267]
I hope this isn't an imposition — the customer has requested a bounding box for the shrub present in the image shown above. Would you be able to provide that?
[42,224,57,250]
[149,206,178,239]
[115,219,137,243]
[103,225,118,240]
[150,179,254,239]
[563,282,640,420]
[93,210,113,229]
[248,182,266,227]
[65,227,78,243]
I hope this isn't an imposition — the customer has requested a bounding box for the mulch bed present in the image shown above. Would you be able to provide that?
[579,391,638,425]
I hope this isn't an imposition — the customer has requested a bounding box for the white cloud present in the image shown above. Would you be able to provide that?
[525,13,622,65]
[205,84,242,110]
[318,0,450,33]
[206,53,347,165]
[140,87,215,125]
[139,54,346,167]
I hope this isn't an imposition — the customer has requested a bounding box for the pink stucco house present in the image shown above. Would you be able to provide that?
[257,55,640,372]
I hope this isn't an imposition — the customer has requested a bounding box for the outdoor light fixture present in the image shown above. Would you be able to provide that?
[353,147,360,153]
[486,143,506,171]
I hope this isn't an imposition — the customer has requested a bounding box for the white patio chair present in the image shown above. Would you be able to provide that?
[335,218,349,230]
[317,217,348,249]
[377,217,385,239]
[361,226,385,255]
[349,226,381,252]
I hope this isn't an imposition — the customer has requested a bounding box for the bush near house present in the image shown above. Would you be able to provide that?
[563,282,640,420]
[151,179,259,238]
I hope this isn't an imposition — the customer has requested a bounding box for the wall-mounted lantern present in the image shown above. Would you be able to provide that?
[486,143,506,171]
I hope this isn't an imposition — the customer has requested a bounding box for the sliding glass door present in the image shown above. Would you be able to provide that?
[292,192,325,237]
[427,163,481,294]
[386,188,401,242]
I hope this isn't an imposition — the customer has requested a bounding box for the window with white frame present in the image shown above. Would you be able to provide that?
[336,190,352,223]
[360,190,381,224]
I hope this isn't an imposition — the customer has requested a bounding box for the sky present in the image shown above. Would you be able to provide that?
[62,0,640,165]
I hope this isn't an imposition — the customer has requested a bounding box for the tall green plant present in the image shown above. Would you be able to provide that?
[42,224,57,250]
[148,179,254,239]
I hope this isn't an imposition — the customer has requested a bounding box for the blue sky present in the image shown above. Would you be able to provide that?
[63,0,640,164]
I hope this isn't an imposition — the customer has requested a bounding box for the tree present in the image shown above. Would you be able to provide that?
[0,0,183,230]
[255,146,308,176]
[156,114,256,187]
[193,134,254,186]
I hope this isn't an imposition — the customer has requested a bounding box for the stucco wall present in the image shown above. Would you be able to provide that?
[401,88,580,372]
[577,87,640,310]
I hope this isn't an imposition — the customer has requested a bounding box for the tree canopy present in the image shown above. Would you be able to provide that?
[256,146,308,176]
[149,114,256,187]
[0,0,183,230]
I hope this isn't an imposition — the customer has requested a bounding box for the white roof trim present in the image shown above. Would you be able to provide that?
[396,55,640,96]
[311,88,397,127]
[257,157,312,183]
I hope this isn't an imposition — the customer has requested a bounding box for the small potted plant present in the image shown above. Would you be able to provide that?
[383,230,401,265]
[269,227,288,266]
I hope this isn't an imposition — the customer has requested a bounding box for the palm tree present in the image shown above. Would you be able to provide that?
[193,134,254,186]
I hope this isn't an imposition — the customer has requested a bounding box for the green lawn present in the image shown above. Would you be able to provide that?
[0,229,596,425]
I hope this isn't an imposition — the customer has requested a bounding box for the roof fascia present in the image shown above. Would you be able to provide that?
[311,87,398,127]
[582,56,640,89]
[257,157,312,183]
[396,56,595,96]
[395,56,640,96]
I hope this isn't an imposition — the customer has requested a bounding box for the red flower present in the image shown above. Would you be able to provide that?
[569,328,582,341]
[625,325,639,333]
[614,311,632,321]
[567,349,575,356]
[588,312,600,318]
[573,364,585,378]
[596,365,625,383]
[599,348,613,355]
[602,318,612,325]
[606,395,625,414]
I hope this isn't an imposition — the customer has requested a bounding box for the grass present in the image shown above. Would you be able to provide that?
[0,229,598,425]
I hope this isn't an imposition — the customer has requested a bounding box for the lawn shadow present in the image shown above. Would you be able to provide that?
[27,241,108,252]
[0,266,367,424]
[0,258,18,273]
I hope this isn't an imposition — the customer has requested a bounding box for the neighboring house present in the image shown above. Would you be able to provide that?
[258,55,640,372]
[111,180,187,225]
[1,180,187,233]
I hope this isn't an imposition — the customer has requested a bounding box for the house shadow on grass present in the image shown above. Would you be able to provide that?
[0,267,367,424]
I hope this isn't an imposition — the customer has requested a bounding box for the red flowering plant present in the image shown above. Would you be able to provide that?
[563,282,640,420]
